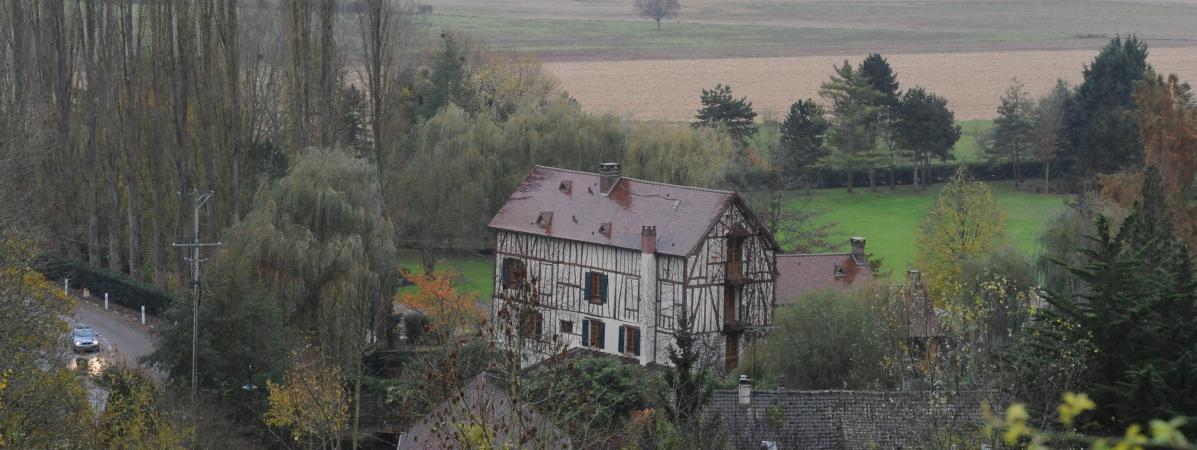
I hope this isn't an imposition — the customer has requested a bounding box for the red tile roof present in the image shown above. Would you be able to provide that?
[775,253,874,304]
[488,166,742,257]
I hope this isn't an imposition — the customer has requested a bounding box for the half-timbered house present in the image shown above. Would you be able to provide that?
[487,163,778,371]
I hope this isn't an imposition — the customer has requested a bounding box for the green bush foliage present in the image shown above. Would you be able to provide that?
[760,287,899,389]
[37,257,175,315]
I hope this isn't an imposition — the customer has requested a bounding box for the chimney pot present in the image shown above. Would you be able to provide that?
[598,162,622,194]
[738,375,752,406]
[641,226,657,253]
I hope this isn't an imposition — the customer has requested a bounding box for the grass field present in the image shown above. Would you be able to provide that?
[424,0,1197,59]
[396,249,494,300]
[425,13,1048,55]
[800,180,1068,277]
[397,180,1068,298]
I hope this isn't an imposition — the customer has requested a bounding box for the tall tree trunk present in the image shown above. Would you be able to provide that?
[1044,160,1051,194]
[319,0,337,148]
[152,212,165,288]
[1013,147,1022,188]
[846,170,854,194]
[888,159,896,191]
[106,165,123,273]
[913,160,920,191]
[868,165,877,192]
[126,182,140,278]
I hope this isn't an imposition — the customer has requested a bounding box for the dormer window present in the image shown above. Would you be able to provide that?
[536,211,553,229]
[598,222,612,237]
[834,264,847,277]
[558,180,572,194]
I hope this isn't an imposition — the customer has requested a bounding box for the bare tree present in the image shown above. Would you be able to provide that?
[634,0,680,31]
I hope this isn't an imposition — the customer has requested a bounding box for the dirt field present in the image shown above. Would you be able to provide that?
[544,46,1197,121]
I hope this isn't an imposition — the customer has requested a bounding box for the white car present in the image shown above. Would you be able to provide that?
[71,326,100,353]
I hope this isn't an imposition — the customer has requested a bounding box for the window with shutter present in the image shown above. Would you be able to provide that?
[586,272,608,304]
[582,319,590,346]
[596,321,605,349]
[519,311,543,338]
[582,318,605,348]
[559,320,573,334]
[502,258,527,289]
[621,326,641,356]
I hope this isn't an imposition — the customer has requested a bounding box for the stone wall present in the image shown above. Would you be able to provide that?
[709,389,1002,449]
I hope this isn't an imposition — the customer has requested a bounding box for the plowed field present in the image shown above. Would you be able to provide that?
[545,47,1197,121]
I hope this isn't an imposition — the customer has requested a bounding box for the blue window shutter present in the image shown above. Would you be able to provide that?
[600,275,609,304]
[536,314,543,336]
[501,259,510,286]
[584,272,593,301]
[634,329,641,356]
[597,321,606,349]
[582,319,590,346]
[618,326,625,353]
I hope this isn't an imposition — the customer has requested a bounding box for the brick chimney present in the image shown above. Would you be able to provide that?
[640,225,658,365]
[598,162,621,194]
[641,226,657,254]
[907,269,921,287]
[850,237,866,265]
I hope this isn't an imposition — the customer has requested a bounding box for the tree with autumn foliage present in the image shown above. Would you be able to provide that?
[1101,71,1197,248]
[395,270,482,346]
[265,344,350,449]
[915,168,1009,304]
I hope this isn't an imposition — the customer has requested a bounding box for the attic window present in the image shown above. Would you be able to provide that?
[598,222,612,237]
[834,264,847,277]
[536,211,553,229]
[559,180,572,194]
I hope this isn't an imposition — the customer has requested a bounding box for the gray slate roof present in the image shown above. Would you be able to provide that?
[709,389,998,449]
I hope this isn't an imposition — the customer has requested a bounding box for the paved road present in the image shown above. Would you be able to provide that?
[70,300,163,380]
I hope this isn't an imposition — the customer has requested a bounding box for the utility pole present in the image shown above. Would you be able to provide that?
[171,189,222,406]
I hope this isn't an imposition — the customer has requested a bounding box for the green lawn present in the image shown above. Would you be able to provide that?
[953,119,993,163]
[396,249,494,300]
[797,180,1067,277]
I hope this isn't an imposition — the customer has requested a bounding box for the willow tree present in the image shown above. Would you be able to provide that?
[232,148,397,364]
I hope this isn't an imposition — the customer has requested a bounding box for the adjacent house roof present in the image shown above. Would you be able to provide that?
[709,388,997,449]
[774,252,873,304]
[488,165,753,257]
[397,371,572,450]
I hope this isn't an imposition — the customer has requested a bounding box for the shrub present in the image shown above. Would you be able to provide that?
[36,257,175,315]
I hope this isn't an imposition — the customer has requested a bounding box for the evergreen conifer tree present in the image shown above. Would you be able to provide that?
[1062,36,1150,177]
[694,84,758,147]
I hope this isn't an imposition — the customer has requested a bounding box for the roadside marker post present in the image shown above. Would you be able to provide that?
[104,293,109,310]
[141,305,146,325]
[64,278,69,296]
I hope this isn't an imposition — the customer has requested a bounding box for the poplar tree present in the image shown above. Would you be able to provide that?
[915,168,1007,303]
